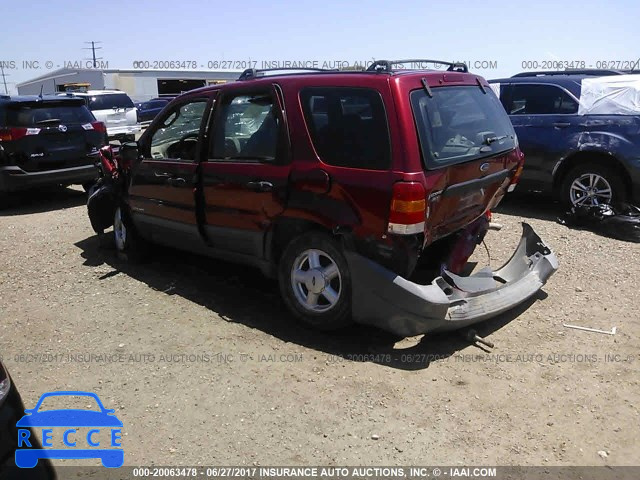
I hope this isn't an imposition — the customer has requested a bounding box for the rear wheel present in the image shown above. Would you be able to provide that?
[114,205,147,262]
[560,163,626,208]
[278,232,352,330]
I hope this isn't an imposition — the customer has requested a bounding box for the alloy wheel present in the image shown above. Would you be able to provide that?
[290,249,342,313]
[569,173,613,207]
[114,207,127,251]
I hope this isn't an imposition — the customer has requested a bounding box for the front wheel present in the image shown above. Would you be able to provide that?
[82,180,97,193]
[278,232,352,330]
[114,205,147,262]
[560,163,626,208]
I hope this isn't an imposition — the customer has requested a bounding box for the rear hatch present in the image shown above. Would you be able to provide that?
[0,99,106,172]
[85,93,137,131]
[409,77,521,241]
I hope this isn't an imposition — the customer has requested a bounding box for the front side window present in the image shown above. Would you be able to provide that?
[411,86,517,168]
[508,84,578,115]
[210,92,280,161]
[300,87,391,170]
[150,100,208,161]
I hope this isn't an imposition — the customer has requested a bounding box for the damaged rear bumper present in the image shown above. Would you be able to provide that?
[346,223,558,337]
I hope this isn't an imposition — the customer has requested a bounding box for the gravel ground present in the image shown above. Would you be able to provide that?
[0,187,638,469]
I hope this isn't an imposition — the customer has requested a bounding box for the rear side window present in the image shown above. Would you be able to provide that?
[5,103,95,126]
[301,87,391,170]
[87,94,134,110]
[411,86,517,168]
[507,84,578,115]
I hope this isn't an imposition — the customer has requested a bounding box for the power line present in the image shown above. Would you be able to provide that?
[0,62,9,94]
[83,41,103,68]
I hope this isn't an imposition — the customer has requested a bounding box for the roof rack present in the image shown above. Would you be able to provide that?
[366,59,468,73]
[512,69,626,78]
[238,67,339,81]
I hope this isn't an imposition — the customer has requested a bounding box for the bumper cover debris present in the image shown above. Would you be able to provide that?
[346,223,558,337]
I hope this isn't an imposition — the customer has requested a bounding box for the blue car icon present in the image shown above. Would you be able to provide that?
[16,391,123,468]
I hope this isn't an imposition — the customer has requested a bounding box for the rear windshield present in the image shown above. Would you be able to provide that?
[4,103,95,126]
[86,94,135,110]
[411,85,517,168]
[142,100,168,109]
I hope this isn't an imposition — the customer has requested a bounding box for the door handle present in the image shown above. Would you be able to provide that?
[246,180,273,192]
[167,177,186,187]
[553,122,571,128]
[154,172,173,178]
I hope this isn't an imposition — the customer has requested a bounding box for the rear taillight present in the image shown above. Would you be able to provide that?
[91,121,107,133]
[388,182,426,235]
[0,127,34,142]
[508,158,525,192]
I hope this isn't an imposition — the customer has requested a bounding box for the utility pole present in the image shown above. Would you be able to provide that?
[83,41,103,68]
[0,62,8,94]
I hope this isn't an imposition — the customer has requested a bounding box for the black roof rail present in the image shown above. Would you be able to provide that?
[238,67,339,81]
[0,94,10,100]
[512,69,626,78]
[366,59,468,73]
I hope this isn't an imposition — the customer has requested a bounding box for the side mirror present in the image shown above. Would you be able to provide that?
[119,142,139,163]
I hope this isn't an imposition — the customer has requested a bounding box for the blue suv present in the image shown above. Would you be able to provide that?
[489,70,640,207]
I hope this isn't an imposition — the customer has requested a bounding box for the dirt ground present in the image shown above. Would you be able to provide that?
[0,187,638,468]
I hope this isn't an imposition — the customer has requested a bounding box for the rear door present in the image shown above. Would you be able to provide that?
[2,100,104,172]
[501,83,581,189]
[199,85,290,259]
[128,95,214,247]
[410,82,520,240]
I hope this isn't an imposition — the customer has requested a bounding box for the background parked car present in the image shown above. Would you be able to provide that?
[489,70,640,207]
[0,95,106,198]
[136,97,174,124]
[64,90,141,142]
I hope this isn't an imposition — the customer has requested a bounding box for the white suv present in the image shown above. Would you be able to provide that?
[67,90,141,141]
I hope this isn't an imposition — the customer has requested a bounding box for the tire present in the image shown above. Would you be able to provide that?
[113,205,147,262]
[560,163,627,208]
[82,180,97,193]
[278,232,352,330]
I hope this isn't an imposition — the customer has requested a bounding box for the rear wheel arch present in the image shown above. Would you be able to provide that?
[267,217,337,265]
[553,151,631,198]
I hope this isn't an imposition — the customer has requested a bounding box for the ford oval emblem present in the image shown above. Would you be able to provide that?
[58,124,68,132]
[480,162,490,172]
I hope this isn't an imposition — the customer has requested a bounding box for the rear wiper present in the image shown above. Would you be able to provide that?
[35,118,62,125]
[484,135,510,145]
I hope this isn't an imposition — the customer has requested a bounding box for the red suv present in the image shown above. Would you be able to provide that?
[107,60,558,336]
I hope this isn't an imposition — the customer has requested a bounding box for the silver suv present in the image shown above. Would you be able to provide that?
[67,90,141,141]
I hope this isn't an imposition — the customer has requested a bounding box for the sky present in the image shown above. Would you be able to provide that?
[1,0,639,94]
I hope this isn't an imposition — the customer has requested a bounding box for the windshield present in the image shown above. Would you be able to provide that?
[87,93,135,110]
[411,85,517,168]
[5,103,95,126]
